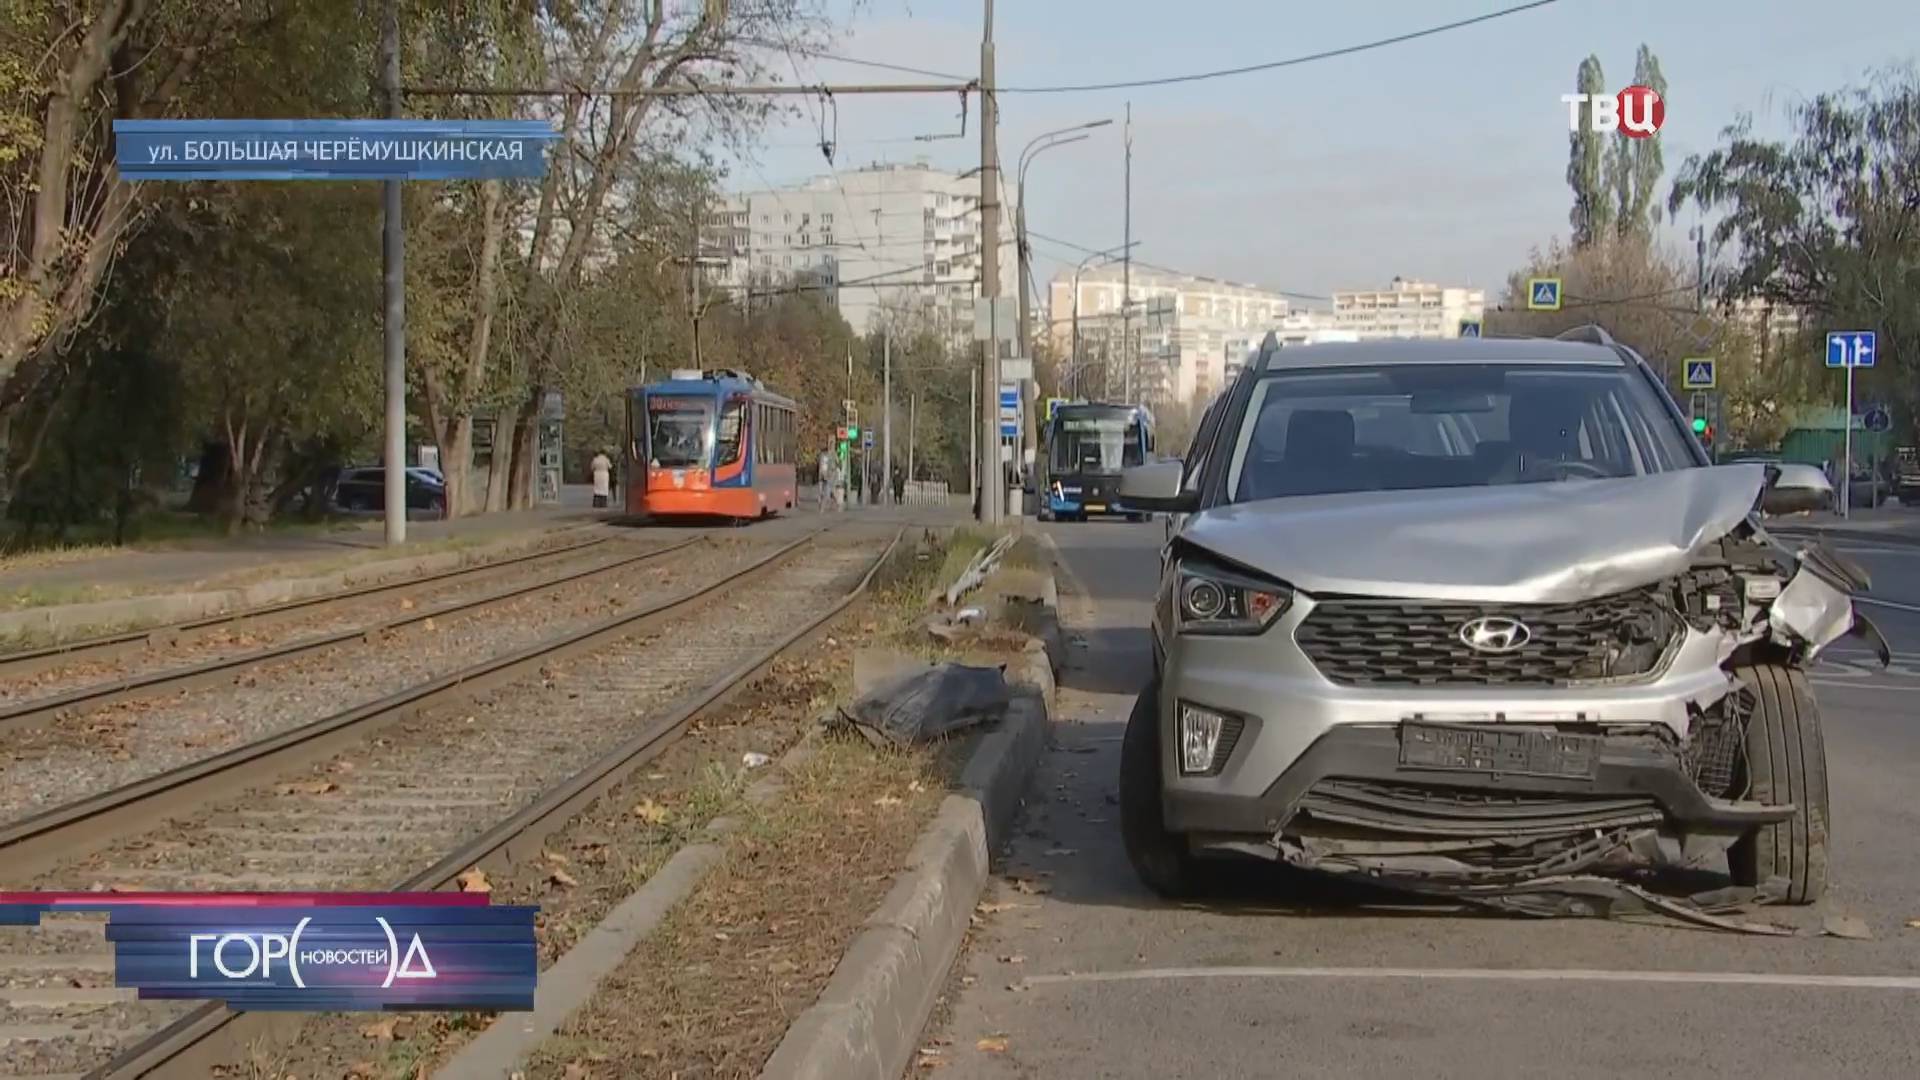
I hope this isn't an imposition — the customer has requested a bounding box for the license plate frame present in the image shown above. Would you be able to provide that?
[1399,721,1601,780]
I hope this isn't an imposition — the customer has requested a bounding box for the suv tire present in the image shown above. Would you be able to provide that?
[1727,662,1829,904]
[1120,681,1202,898]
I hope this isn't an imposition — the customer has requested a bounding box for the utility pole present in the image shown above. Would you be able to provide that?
[1120,101,1132,404]
[380,0,406,544]
[1693,223,1707,314]
[908,392,916,498]
[882,327,892,506]
[690,197,704,369]
[977,0,1002,524]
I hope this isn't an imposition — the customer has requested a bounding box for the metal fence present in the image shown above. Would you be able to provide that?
[902,480,952,506]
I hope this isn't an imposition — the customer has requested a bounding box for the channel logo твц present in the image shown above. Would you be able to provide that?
[1561,84,1665,138]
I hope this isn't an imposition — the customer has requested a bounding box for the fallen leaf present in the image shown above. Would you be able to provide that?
[908,780,926,793]
[1010,878,1051,895]
[542,850,570,867]
[714,931,730,941]
[999,954,1026,964]
[548,868,578,889]
[279,780,338,796]
[1906,918,1920,929]
[423,617,437,631]
[562,1064,591,1080]
[399,598,415,610]
[455,868,491,893]
[976,901,1026,915]
[360,1017,398,1042]
[976,1036,1009,1053]
[346,1063,378,1079]
[631,799,672,824]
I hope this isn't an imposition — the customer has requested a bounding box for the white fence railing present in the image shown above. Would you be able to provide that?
[902,480,952,506]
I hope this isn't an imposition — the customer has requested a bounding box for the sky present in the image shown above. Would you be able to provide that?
[722,0,1917,306]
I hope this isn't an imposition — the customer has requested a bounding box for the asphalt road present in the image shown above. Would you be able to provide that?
[921,520,1920,1079]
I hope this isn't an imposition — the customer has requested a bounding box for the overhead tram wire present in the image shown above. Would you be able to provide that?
[404,1,1554,102]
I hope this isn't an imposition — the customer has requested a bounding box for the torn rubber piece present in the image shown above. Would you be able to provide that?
[827,661,1010,747]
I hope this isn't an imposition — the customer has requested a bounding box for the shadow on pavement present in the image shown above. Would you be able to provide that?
[1056,626,1154,696]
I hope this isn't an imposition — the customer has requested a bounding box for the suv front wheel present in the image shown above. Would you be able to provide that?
[1727,662,1830,904]
[1119,680,1204,898]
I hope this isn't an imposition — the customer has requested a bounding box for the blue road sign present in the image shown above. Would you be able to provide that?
[1458,319,1482,338]
[1865,407,1891,433]
[1683,357,1716,390]
[998,388,1019,409]
[999,421,1018,438]
[862,431,873,449]
[1827,330,1877,368]
[1526,278,1562,311]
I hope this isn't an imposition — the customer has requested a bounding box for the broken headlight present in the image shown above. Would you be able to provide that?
[1173,557,1291,636]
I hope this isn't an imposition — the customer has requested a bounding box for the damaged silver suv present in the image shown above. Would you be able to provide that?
[1117,328,1886,911]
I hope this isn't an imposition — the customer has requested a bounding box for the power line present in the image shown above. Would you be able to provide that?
[737,38,970,83]
[996,1,1562,94]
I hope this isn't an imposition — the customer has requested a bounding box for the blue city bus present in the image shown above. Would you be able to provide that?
[1038,401,1155,522]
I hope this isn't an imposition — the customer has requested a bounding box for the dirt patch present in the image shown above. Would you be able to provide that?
[519,735,943,1080]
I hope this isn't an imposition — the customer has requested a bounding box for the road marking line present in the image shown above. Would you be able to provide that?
[1812,680,1920,693]
[1019,966,1920,991]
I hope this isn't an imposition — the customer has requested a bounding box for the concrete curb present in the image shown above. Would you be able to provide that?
[0,523,596,641]
[758,612,1057,1080]
[432,741,816,1080]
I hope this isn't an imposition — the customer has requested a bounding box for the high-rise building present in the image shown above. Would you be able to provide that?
[1330,277,1485,340]
[1048,266,1291,407]
[700,162,1017,339]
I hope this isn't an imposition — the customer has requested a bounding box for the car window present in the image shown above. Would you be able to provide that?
[1224,363,1696,503]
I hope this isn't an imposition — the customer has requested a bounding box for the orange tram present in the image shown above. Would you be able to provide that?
[625,369,799,520]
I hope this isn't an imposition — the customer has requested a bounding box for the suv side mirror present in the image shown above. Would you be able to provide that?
[1758,462,1834,516]
[1120,461,1198,514]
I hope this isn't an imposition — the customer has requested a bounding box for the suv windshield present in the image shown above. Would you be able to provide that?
[647,396,711,468]
[1225,363,1697,502]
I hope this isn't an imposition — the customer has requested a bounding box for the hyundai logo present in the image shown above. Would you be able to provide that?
[1459,616,1532,653]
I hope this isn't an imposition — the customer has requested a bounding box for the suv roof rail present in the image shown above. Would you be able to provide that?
[1252,330,1281,374]
[1554,324,1618,347]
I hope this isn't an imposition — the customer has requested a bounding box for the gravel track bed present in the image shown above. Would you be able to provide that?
[0,539,645,710]
[0,540,876,1077]
[0,538,765,825]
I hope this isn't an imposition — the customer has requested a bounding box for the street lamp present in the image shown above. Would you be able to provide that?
[1015,120,1112,357]
[1070,242,1138,397]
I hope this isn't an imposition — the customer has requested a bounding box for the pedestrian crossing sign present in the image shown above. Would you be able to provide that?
[1683,357,1716,390]
[1527,277,1562,311]
[1458,319,1482,338]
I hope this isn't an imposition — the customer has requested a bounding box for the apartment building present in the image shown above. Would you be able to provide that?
[1331,277,1485,340]
[1047,266,1291,408]
[700,162,1017,338]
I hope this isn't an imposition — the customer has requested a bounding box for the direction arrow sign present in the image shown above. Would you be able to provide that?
[1526,278,1562,311]
[1682,357,1716,390]
[1458,319,1481,338]
[1827,330,1877,367]
[1865,407,1892,433]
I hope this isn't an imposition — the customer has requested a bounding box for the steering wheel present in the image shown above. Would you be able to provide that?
[1528,457,1612,480]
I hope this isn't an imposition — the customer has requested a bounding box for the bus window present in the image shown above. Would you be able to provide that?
[717,397,747,465]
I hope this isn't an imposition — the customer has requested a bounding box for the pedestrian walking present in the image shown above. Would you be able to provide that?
[817,449,835,512]
[590,449,614,510]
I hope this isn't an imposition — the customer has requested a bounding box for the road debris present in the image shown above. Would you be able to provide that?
[827,661,1010,747]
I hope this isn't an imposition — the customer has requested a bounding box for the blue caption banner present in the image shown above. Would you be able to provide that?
[0,898,537,1012]
[114,119,560,182]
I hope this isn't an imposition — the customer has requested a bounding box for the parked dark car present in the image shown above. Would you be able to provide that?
[333,467,445,513]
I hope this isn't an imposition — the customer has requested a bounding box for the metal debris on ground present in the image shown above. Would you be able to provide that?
[925,606,987,643]
[944,534,1019,608]
[827,661,1010,747]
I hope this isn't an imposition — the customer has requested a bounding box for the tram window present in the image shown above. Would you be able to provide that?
[717,398,747,465]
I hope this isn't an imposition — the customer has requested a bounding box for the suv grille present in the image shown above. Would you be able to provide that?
[1294,588,1678,687]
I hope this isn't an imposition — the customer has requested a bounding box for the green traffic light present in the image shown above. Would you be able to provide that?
[1692,417,1708,434]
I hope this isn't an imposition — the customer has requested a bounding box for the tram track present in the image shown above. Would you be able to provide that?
[0,522,903,1079]
[0,526,612,683]
[0,532,767,827]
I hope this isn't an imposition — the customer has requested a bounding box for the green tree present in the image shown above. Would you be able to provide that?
[1607,44,1667,237]
[1567,55,1613,246]
[1668,68,1920,437]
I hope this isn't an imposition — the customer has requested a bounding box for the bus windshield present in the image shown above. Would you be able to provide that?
[1050,414,1144,474]
[647,395,712,467]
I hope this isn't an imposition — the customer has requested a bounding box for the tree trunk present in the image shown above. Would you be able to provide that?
[506,391,540,509]
[441,415,475,515]
[484,414,515,512]
[186,442,232,515]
